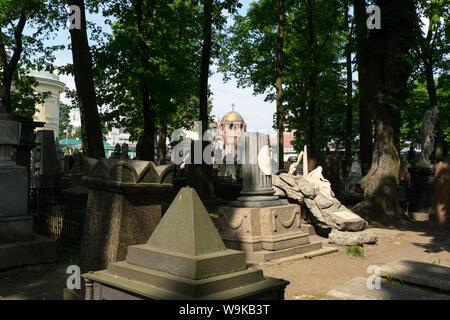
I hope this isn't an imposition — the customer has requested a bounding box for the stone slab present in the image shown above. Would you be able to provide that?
[108,260,264,297]
[0,216,33,243]
[83,270,289,300]
[0,120,21,145]
[267,247,338,265]
[328,229,377,246]
[0,165,28,218]
[0,235,57,270]
[380,260,450,292]
[327,277,450,300]
[241,241,324,264]
[218,204,307,252]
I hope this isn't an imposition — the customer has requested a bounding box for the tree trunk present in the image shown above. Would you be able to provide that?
[135,0,155,162]
[199,0,213,135]
[354,0,372,176]
[0,14,27,114]
[158,121,167,165]
[344,0,353,176]
[275,0,285,170]
[191,0,215,199]
[423,54,444,161]
[354,0,416,225]
[306,0,319,156]
[67,0,105,158]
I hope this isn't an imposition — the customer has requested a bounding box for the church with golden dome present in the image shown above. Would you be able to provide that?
[218,105,246,158]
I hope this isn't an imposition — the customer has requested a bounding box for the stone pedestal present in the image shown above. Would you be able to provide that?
[218,132,336,263]
[0,115,56,270]
[79,159,175,273]
[408,166,435,217]
[83,187,289,300]
[217,204,324,263]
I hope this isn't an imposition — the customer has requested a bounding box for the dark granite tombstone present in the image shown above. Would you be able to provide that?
[30,130,59,189]
[408,166,435,219]
[79,159,175,273]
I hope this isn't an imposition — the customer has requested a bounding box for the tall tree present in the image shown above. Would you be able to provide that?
[67,0,105,158]
[275,0,285,168]
[414,0,449,161]
[343,0,353,176]
[354,0,372,175]
[354,0,418,225]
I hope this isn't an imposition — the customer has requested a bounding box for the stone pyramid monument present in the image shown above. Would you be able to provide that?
[83,187,289,300]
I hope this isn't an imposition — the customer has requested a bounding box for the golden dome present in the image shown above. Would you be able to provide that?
[221,110,244,123]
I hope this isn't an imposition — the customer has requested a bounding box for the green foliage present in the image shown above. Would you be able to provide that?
[59,103,73,139]
[220,0,351,152]
[89,0,204,141]
[346,245,363,257]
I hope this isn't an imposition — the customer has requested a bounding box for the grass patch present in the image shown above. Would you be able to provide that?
[346,245,363,257]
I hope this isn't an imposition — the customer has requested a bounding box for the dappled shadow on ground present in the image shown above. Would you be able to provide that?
[370,220,450,254]
[0,264,68,300]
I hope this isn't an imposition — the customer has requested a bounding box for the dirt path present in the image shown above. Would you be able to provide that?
[1,221,449,300]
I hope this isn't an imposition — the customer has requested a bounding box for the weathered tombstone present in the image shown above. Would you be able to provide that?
[345,155,363,193]
[30,130,59,189]
[79,159,175,273]
[0,103,56,270]
[217,132,336,263]
[120,143,129,160]
[108,143,121,159]
[82,187,289,300]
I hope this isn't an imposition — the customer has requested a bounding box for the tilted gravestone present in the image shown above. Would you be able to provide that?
[82,187,289,300]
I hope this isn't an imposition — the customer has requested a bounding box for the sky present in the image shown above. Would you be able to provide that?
[48,0,276,132]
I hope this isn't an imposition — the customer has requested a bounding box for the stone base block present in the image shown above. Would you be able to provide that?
[0,164,28,218]
[0,235,57,270]
[0,216,33,243]
[218,204,325,263]
[239,241,323,264]
[83,266,289,300]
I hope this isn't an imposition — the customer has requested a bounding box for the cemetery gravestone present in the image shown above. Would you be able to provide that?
[0,110,56,270]
[79,159,175,273]
[83,187,289,300]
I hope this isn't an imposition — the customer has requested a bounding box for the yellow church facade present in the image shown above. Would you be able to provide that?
[29,70,66,139]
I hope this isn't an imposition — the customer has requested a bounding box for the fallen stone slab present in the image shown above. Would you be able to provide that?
[328,229,377,246]
[327,210,368,231]
[327,277,450,300]
[380,260,450,292]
